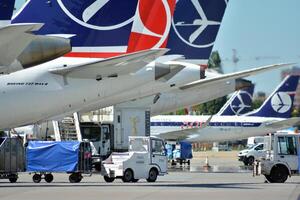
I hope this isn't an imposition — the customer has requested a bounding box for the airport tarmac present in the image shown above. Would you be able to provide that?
[0,171,299,200]
[0,153,299,200]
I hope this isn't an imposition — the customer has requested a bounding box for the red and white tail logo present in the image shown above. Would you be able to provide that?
[127,0,176,53]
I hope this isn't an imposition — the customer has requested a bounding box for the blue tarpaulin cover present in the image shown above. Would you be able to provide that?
[179,141,193,159]
[26,141,80,172]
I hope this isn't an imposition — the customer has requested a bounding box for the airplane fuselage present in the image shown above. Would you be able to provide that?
[0,57,201,129]
[151,115,287,142]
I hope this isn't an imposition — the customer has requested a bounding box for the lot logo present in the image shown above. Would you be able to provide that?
[271,92,292,113]
[57,0,136,30]
[172,0,225,48]
[230,91,252,115]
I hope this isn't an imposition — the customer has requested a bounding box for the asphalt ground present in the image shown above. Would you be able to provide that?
[0,152,299,200]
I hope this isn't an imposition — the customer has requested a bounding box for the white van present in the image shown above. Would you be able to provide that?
[238,143,266,165]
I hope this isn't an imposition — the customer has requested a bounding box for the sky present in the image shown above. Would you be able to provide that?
[14,0,300,95]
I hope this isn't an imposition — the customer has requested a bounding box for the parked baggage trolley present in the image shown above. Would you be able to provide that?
[0,137,25,183]
[26,141,92,183]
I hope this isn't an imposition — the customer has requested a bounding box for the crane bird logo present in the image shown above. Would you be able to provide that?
[271,92,292,113]
[230,91,252,115]
[172,0,225,48]
[57,0,135,31]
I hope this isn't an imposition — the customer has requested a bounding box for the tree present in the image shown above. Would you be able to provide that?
[208,51,223,73]
[252,99,264,110]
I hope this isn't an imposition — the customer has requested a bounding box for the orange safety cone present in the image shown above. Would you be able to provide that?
[203,156,211,169]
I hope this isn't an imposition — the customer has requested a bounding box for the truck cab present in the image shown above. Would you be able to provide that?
[101,136,168,183]
[254,133,300,183]
[80,122,113,159]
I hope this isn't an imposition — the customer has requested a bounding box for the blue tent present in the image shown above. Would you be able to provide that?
[26,141,80,172]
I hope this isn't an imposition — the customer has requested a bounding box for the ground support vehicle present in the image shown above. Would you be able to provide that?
[253,133,300,183]
[238,143,265,165]
[26,141,92,183]
[0,137,25,183]
[101,136,167,183]
[167,141,193,166]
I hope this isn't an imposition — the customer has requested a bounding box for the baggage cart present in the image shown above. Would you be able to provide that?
[0,137,25,183]
[26,141,92,183]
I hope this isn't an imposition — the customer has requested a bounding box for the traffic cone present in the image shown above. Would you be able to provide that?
[203,156,211,169]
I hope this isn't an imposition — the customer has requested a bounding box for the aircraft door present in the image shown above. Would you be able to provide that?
[276,136,298,170]
[150,138,167,173]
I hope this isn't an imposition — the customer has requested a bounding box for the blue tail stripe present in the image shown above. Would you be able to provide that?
[0,0,15,20]
[12,0,138,47]
[167,0,228,60]
[248,75,299,118]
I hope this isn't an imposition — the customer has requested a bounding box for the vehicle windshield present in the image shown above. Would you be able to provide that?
[129,138,149,152]
[246,144,255,149]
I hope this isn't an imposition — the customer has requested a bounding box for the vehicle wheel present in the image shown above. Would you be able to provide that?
[146,168,158,182]
[179,159,183,165]
[132,179,139,183]
[243,160,249,166]
[264,175,274,183]
[69,173,81,183]
[122,169,134,183]
[45,173,54,183]
[247,156,255,165]
[171,160,176,166]
[9,175,18,183]
[269,166,288,183]
[94,163,101,172]
[32,174,42,183]
[104,176,115,183]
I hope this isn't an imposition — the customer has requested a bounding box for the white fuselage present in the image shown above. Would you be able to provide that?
[0,57,201,129]
[151,115,287,142]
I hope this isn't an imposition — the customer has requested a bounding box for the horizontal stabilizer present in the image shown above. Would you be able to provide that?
[49,49,169,79]
[0,23,43,66]
[180,63,294,90]
[264,117,300,129]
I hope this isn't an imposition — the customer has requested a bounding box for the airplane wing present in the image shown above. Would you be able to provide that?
[180,63,293,90]
[264,117,300,129]
[155,115,213,140]
[0,23,43,66]
[49,49,169,79]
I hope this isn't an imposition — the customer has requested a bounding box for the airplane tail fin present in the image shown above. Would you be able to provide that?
[247,75,300,118]
[166,0,229,65]
[12,0,139,58]
[217,85,254,116]
[126,0,176,53]
[0,0,15,26]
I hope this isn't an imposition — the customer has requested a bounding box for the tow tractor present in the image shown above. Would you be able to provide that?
[101,136,167,183]
[253,133,300,183]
